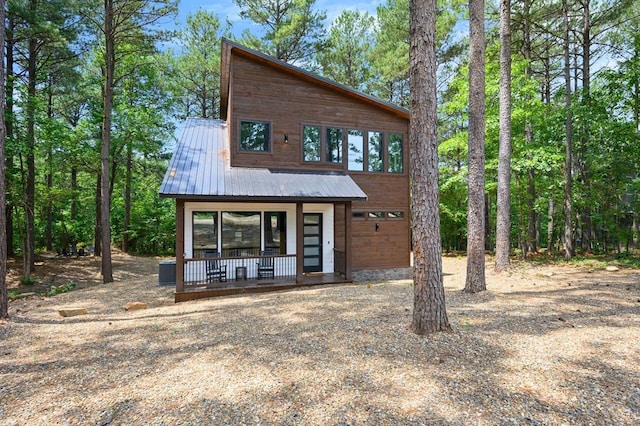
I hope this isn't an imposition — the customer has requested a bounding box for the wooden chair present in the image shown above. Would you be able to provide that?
[204,250,227,283]
[257,250,275,279]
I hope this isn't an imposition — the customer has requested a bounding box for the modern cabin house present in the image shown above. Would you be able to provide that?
[160,39,411,302]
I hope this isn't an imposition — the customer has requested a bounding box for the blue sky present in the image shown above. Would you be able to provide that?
[173,0,385,36]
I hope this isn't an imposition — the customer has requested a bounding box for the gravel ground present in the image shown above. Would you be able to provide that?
[1,256,639,425]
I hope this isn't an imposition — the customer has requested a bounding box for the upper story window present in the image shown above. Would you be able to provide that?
[240,120,270,152]
[303,125,321,162]
[368,131,384,172]
[347,129,364,171]
[326,127,343,163]
[388,133,404,173]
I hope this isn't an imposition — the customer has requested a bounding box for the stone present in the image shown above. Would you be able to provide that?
[125,302,147,311]
[605,266,619,272]
[58,308,88,317]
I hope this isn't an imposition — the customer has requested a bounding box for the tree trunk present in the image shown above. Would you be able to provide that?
[548,198,554,253]
[101,0,114,283]
[123,141,132,253]
[94,173,102,256]
[5,13,14,258]
[579,0,592,254]
[409,0,451,335]
[495,0,512,273]
[465,0,486,293]
[71,167,78,221]
[527,168,537,254]
[45,74,54,251]
[563,0,574,260]
[24,4,37,277]
[1,0,8,319]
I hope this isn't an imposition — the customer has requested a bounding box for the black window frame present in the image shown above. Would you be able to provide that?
[239,120,271,152]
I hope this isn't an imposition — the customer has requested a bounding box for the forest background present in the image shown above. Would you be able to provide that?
[2,0,639,284]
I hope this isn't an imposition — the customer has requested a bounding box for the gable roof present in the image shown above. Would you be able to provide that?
[219,38,409,121]
[159,118,367,201]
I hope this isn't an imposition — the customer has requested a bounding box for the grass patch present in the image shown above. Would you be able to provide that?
[42,281,77,297]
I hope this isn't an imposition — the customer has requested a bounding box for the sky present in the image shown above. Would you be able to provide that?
[172,0,385,36]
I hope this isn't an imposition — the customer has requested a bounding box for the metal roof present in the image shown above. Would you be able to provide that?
[159,118,368,202]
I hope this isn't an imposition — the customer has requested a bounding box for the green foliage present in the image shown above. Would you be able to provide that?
[20,276,36,286]
[43,281,77,297]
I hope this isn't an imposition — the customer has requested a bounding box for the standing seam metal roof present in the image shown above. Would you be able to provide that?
[159,118,368,201]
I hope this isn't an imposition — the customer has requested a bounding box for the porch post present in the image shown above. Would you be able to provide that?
[345,201,352,281]
[296,202,304,284]
[176,199,185,293]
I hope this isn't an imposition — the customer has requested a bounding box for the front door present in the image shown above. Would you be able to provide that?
[303,213,322,273]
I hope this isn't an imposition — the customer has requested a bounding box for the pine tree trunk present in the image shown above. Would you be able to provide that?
[5,14,14,258]
[563,0,574,260]
[101,0,114,283]
[495,0,512,273]
[465,0,486,293]
[409,0,451,335]
[548,198,554,253]
[123,141,132,253]
[24,9,37,277]
[0,0,8,319]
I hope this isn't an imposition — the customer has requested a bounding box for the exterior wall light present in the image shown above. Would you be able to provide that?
[284,134,288,143]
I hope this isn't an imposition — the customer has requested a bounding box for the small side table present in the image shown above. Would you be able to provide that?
[235,266,247,281]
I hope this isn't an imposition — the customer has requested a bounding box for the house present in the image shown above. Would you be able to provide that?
[160,39,411,302]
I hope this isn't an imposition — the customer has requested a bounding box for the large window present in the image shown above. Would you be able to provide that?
[222,212,260,256]
[240,120,270,152]
[192,212,218,258]
[368,131,384,172]
[303,126,321,162]
[347,129,364,171]
[264,212,287,254]
[326,127,343,163]
[388,133,404,173]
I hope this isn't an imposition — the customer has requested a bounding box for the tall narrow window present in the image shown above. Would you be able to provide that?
[326,127,343,163]
[303,126,321,162]
[221,212,261,257]
[192,212,218,258]
[368,131,383,172]
[347,129,364,171]
[388,133,404,173]
[264,212,287,254]
[240,120,270,152]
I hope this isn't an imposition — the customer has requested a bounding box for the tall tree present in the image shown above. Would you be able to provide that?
[0,0,8,319]
[562,0,574,260]
[85,0,177,282]
[234,0,326,64]
[465,0,486,293]
[317,10,375,91]
[495,0,511,272]
[409,0,451,334]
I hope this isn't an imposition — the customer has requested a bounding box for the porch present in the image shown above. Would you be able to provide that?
[175,252,349,302]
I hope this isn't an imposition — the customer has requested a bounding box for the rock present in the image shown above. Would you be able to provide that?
[13,292,36,300]
[58,308,88,317]
[605,266,619,272]
[125,302,147,311]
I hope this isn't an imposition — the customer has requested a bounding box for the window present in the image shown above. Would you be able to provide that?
[303,126,321,162]
[368,131,383,172]
[240,120,270,152]
[352,211,365,219]
[347,129,364,171]
[221,212,260,257]
[388,133,404,173]
[264,212,287,254]
[368,211,385,218]
[326,127,343,163]
[387,211,404,219]
[192,212,218,258]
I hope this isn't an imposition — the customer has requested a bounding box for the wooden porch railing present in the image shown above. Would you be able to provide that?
[183,254,296,288]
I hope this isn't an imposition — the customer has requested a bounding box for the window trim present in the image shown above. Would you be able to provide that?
[302,124,322,163]
[387,132,404,173]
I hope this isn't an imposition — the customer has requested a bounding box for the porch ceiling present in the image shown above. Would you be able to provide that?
[159,118,367,202]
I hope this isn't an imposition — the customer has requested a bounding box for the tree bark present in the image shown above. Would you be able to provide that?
[94,173,102,257]
[123,140,132,253]
[495,0,512,273]
[563,0,574,260]
[5,13,14,258]
[409,0,451,334]
[101,0,114,282]
[548,198,554,253]
[465,0,486,293]
[1,0,8,319]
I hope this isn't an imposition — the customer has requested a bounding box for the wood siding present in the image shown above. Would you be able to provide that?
[229,53,410,271]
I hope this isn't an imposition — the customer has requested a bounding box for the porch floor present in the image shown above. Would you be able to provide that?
[175,273,351,302]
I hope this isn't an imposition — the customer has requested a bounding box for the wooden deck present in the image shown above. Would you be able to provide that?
[174,273,351,302]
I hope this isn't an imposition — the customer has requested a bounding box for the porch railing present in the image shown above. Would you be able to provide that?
[183,253,296,288]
